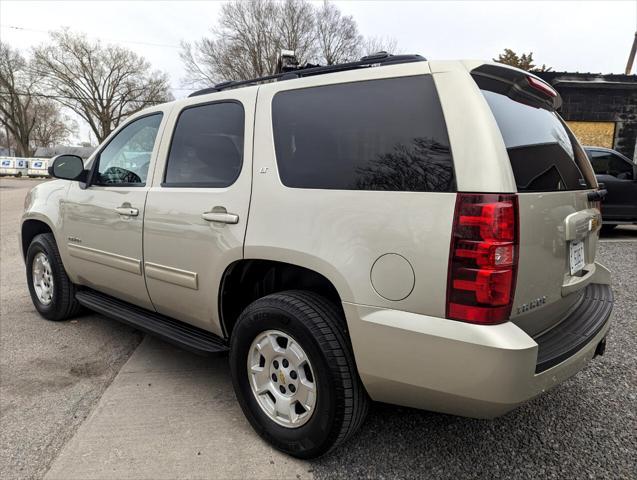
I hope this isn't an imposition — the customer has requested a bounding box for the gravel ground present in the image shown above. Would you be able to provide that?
[313,240,636,479]
[0,178,143,480]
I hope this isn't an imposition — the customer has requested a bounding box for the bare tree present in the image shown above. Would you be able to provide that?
[181,0,395,86]
[32,30,172,142]
[277,0,318,65]
[181,0,279,85]
[356,138,454,192]
[0,125,18,154]
[361,36,399,57]
[31,100,77,148]
[0,44,39,156]
[315,0,361,65]
[181,0,318,85]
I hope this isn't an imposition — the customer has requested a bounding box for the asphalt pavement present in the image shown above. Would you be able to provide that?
[1,177,635,479]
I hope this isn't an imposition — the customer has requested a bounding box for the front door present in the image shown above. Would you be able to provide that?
[62,112,166,309]
[590,149,637,221]
[143,92,255,334]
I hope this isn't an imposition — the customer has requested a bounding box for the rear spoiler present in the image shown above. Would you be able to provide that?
[470,63,561,111]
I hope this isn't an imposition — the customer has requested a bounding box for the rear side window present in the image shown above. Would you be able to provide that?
[482,90,591,192]
[164,102,244,187]
[272,75,454,191]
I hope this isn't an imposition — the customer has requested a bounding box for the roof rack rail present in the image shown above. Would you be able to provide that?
[188,52,426,97]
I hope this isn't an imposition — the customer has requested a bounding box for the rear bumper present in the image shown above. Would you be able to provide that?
[535,284,612,372]
[344,283,613,419]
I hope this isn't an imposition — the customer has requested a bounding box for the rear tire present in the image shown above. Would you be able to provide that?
[26,233,82,321]
[229,290,369,459]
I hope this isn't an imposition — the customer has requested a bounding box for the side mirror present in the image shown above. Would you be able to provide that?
[48,155,86,181]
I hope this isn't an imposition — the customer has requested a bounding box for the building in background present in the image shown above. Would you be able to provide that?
[536,72,637,160]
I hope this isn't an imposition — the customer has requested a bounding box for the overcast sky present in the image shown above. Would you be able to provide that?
[1,0,635,144]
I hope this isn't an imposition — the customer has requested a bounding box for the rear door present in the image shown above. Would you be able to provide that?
[473,67,602,336]
[143,89,256,335]
[588,149,637,221]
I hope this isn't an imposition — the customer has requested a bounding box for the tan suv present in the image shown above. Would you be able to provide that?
[21,54,613,458]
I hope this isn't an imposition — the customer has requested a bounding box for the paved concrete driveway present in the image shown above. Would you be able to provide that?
[45,337,309,479]
[2,177,636,479]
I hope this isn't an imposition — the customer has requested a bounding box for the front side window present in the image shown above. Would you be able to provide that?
[164,102,244,187]
[95,113,163,186]
[589,151,633,179]
[272,75,454,192]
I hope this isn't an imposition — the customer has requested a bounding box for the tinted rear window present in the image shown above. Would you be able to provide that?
[272,75,454,191]
[482,90,591,192]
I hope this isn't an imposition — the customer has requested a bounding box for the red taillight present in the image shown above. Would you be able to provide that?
[446,193,519,324]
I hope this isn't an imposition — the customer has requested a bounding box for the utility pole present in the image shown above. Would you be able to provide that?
[626,32,637,74]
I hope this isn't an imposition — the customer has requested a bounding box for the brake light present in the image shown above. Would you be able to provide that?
[527,76,557,98]
[446,193,519,324]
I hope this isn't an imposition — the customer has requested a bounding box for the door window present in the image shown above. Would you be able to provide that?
[163,102,245,187]
[94,113,163,186]
[589,151,633,179]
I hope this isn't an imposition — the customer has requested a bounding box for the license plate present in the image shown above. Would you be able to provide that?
[569,240,585,275]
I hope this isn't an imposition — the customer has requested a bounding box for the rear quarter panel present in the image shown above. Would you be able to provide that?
[429,61,517,193]
[246,62,457,318]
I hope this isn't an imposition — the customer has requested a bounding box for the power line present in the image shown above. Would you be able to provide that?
[0,90,167,105]
[0,24,181,49]
[2,25,198,93]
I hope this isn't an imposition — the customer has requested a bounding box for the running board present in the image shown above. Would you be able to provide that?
[75,290,229,356]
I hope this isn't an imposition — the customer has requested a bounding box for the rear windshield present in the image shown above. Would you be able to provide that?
[481,90,592,192]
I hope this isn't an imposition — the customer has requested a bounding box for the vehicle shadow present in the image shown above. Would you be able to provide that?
[599,225,637,240]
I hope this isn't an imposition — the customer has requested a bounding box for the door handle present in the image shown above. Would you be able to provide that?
[115,206,139,217]
[587,189,607,201]
[201,207,239,224]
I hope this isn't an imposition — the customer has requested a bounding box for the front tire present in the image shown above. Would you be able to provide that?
[229,290,369,459]
[26,233,81,321]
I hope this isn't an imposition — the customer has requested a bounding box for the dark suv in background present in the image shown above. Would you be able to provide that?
[585,146,637,229]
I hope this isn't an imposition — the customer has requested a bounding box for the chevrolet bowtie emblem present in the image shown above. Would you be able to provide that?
[278,372,286,384]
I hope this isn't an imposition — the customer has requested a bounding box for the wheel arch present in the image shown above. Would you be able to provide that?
[21,217,55,260]
[219,259,347,339]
